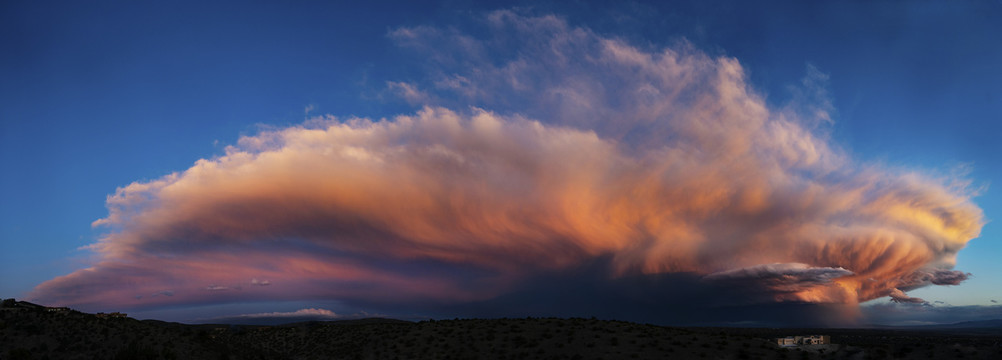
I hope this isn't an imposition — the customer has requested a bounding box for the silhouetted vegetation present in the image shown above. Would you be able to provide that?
[4,299,1002,359]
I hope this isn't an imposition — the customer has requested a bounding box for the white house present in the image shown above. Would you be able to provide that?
[774,335,830,346]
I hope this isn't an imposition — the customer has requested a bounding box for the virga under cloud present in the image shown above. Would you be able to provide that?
[31,11,983,325]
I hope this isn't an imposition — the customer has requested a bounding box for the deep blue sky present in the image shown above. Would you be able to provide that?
[2,0,1000,325]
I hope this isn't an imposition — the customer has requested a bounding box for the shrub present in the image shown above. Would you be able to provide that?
[7,348,32,360]
[113,341,158,360]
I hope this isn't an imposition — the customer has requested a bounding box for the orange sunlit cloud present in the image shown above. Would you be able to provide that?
[31,12,983,325]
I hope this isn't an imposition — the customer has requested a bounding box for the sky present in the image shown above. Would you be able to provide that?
[1,0,1000,327]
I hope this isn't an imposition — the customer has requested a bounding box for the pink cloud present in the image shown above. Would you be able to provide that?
[30,11,983,324]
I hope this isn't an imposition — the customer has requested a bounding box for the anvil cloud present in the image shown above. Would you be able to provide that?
[31,11,983,325]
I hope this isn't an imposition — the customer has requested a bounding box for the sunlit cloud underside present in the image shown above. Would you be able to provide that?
[32,11,983,326]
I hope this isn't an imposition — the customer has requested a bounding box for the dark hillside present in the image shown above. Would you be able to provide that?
[4,299,1002,359]
[1,301,258,359]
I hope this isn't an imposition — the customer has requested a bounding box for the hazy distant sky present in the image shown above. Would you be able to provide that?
[2,0,1000,326]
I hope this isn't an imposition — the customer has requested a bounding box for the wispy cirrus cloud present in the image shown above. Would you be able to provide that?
[30,10,983,326]
[385,81,431,105]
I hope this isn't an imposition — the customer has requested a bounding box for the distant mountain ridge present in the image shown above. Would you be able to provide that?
[906,319,1002,329]
[866,318,1002,336]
